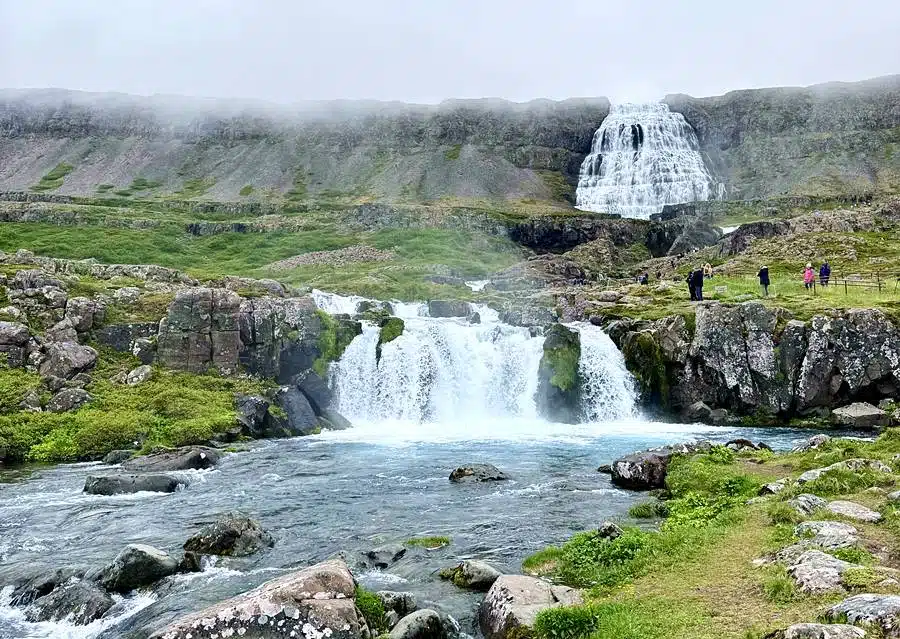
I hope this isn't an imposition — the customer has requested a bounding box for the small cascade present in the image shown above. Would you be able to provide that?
[314,292,639,425]
[575,102,718,219]
[568,322,638,422]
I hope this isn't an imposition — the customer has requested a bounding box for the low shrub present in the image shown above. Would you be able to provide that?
[799,467,895,496]
[761,567,796,604]
[628,500,669,519]
[767,501,802,526]
[355,586,387,633]
[830,547,874,565]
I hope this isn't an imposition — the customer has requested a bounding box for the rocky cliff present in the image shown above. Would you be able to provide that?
[666,75,900,200]
[608,302,900,423]
[0,90,608,203]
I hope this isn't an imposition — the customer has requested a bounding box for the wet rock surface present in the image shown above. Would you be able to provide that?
[98,544,179,593]
[84,474,182,495]
[449,464,509,483]
[121,446,221,472]
[183,513,275,557]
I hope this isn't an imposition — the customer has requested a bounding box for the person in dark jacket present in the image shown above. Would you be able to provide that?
[692,266,705,301]
[758,265,770,297]
[819,261,831,287]
[687,270,696,301]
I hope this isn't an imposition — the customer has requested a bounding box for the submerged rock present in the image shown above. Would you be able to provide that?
[122,446,221,472]
[25,581,114,626]
[427,300,471,318]
[98,544,179,593]
[84,474,182,495]
[480,575,582,639]
[10,567,86,606]
[440,560,502,591]
[378,591,418,619]
[148,559,368,639]
[449,464,509,483]
[183,513,275,557]
[364,543,407,569]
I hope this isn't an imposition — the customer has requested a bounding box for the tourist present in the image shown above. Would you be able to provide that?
[757,265,770,297]
[804,263,815,290]
[639,272,649,285]
[703,262,713,279]
[819,261,831,286]
[687,270,696,301]
[693,266,705,301]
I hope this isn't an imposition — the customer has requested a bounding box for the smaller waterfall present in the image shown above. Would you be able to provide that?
[568,323,638,422]
[576,102,717,219]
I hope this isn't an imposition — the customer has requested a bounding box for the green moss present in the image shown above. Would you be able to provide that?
[376,317,404,361]
[312,311,361,377]
[761,566,797,604]
[842,567,878,589]
[405,535,450,549]
[830,547,874,565]
[444,144,462,161]
[537,170,575,202]
[541,324,580,392]
[355,586,387,634]
[31,163,74,192]
[0,364,42,414]
[173,177,215,199]
[129,177,163,191]
[620,331,669,407]
[629,500,670,519]
[239,185,254,197]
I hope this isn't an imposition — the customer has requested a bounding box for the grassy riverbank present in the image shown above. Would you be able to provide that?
[525,433,900,638]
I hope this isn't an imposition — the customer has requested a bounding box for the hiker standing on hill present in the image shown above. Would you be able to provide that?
[804,263,815,290]
[703,263,713,279]
[819,261,831,287]
[693,266,705,301]
[758,266,770,297]
[686,270,696,301]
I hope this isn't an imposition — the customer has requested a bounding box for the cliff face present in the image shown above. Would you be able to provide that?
[0,90,608,202]
[666,75,900,200]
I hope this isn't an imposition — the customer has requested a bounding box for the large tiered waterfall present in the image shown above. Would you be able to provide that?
[575,102,717,219]
[313,292,637,426]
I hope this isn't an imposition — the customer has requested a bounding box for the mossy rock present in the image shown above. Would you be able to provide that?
[312,311,362,377]
[536,323,581,422]
[620,330,670,408]
[376,317,404,361]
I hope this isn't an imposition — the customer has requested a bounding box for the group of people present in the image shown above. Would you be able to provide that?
[757,260,831,296]
[686,263,713,301]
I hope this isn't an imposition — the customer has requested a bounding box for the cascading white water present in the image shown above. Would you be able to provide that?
[568,322,638,422]
[575,102,717,220]
[313,292,638,425]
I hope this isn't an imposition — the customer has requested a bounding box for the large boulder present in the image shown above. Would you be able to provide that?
[272,385,321,436]
[826,594,900,634]
[832,402,890,429]
[779,624,865,638]
[826,500,883,523]
[378,591,418,619]
[84,474,182,495]
[480,575,582,639]
[236,394,273,438]
[795,521,859,550]
[295,370,333,413]
[788,550,858,593]
[65,296,101,332]
[149,559,368,639]
[98,544,179,593]
[390,609,448,639]
[0,320,30,366]
[788,494,828,516]
[610,448,674,490]
[449,464,509,483]
[122,446,221,472]
[25,581,114,626]
[440,560,502,591]
[38,341,98,379]
[10,567,86,606]
[363,543,407,569]
[47,387,92,412]
[157,288,243,374]
[183,513,275,557]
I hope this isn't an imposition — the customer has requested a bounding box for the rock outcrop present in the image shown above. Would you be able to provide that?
[149,559,368,639]
[183,513,275,557]
[536,323,582,423]
[610,303,900,420]
[84,474,182,495]
[98,544,179,593]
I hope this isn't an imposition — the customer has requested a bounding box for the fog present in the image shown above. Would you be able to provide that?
[1,0,898,103]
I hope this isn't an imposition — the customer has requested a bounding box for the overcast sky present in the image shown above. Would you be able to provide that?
[1,0,898,104]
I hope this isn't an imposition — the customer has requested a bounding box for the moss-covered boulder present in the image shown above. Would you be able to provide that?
[620,330,670,408]
[536,323,581,423]
[313,311,362,376]
[376,317,405,361]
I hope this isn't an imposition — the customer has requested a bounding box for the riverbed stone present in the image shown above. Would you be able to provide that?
[833,402,890,429]
[84,474,182,495]
[427,300,470,318]
[781,623,866,638]
[449,463,509,482]
[148,559,367,639]
[122,446,221,472]
[827,500,883,523]
[827,594,900,634]
[390,609,447,639]
[479,575,583,639]
[364,543,407,569]
[47,387,92,412]
[788,550,858,593]
[272,385,320,436]
[25,581,114,626]
[378,591,418,619]
[98,544,179,593]
[610,448,674,490]
[10,567,86,606]
[440,560,502,591]
[183,513,275,557]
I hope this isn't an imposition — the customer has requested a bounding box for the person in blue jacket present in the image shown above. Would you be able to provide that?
[819,261,831,287]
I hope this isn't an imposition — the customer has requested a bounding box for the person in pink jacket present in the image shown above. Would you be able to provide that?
[803,263,815,290]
